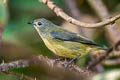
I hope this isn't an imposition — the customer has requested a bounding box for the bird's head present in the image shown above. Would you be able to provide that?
[28,18,53,28]
[28,18,56,35]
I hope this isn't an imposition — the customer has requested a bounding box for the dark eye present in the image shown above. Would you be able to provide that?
[38,22,42,26]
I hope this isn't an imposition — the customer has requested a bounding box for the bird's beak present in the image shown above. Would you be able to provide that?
[28,21,34,25]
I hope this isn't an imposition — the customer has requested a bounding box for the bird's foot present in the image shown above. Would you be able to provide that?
[63,61,74,68]
[63,54,81,68]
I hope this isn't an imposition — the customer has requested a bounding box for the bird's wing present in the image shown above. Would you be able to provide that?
[50,31,99,46]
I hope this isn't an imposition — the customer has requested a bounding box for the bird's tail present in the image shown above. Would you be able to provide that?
[96,46,109,51]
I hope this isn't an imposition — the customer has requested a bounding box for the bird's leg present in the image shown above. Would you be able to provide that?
[64,54,81,68]
[54,56,66,63]
[55,57,64,61]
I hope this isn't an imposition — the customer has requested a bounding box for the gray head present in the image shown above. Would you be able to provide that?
[28,18,54,28]
[28,18,57,35]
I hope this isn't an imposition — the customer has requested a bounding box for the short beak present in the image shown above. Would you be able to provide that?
[28,21,34,24]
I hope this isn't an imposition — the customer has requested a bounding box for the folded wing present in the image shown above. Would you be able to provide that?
[50,31,99,46]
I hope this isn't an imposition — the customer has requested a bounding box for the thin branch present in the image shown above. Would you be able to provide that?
[110,51,120,57]
[102,58,120,66]
[91,49,120,58]
[88,47,113,69]
[87,0,120,45]
[88,41,120,69]
[0,60,29,71]
[63,0,97,37]
[39,0,120,28]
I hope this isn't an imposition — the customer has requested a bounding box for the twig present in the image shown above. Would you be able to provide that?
[0,60,29,71]
[102,58,120,66]
[88,41,120,69]
[110,51,120,57]
[92,49,120,58]
[63,0,97,37]
[87,0,120,45]
[39,0,120,28]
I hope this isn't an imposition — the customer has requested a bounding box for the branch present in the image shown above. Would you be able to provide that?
[102,58,120,66]
[0,60,29,71]
[92,50,120,57]
[87,0,120,45]
[110,51,120,57]
[0,55,91,75]
[39,0,120,28]
[63,0,97,37]
[88,41,120,69]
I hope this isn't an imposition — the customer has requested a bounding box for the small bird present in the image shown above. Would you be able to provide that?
[28,18,102,64]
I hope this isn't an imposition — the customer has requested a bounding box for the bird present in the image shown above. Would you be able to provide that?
[28,18,103,66]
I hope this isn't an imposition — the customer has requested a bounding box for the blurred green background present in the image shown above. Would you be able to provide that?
[1,0,65,61]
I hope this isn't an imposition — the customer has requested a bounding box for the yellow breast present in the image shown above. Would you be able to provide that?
[43,38,56,53]
[41,38,81,58]
[41,36,98,58]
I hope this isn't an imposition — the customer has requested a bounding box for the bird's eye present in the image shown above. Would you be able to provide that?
[38,22,42,26]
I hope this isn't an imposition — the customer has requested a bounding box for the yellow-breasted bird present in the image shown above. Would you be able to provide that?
[28,18,102,64]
